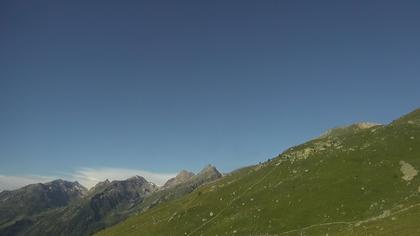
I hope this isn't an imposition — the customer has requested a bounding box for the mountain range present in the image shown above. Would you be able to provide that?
[1,108,419,236]
[0,165,221,236]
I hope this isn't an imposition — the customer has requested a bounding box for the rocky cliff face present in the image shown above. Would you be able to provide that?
[163,170,195,189]
[88,176,157,218]
[196,164,222,180]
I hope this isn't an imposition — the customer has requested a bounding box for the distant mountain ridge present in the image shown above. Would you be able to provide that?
[0,180,87,235]
[0,165,222,236]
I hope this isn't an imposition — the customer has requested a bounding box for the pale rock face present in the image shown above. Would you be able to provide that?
[89,179,111,193]
[399,161,418,181]
[319,122,382,138]
[353,122,382,129]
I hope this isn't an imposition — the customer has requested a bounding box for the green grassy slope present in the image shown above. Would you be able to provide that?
[96,108,420,236]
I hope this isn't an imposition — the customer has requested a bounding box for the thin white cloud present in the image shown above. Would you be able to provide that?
[0,167,176,191]
[0,175,57,192]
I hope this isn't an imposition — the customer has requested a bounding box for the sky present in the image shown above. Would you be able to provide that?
[1,0,420,190]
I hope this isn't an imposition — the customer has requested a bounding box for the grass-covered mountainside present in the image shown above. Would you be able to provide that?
[96,108,420,236]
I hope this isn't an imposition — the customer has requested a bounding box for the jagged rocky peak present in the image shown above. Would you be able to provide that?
[88,176,157,197]
[177,170,195,178]
[163,170,195,188]
[0,179,87,197]
[34,179,88,196]
[106,175,157,192]
[162,165,222,189]
[95,179,111,187]
[126,175,148,183]
[197,164,222,178]
[88,176,158,209]
[89,179,111,193]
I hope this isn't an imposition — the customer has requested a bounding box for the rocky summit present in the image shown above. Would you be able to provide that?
[163,170,195,189]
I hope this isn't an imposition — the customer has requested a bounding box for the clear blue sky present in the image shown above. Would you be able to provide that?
[1,0,419,179]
